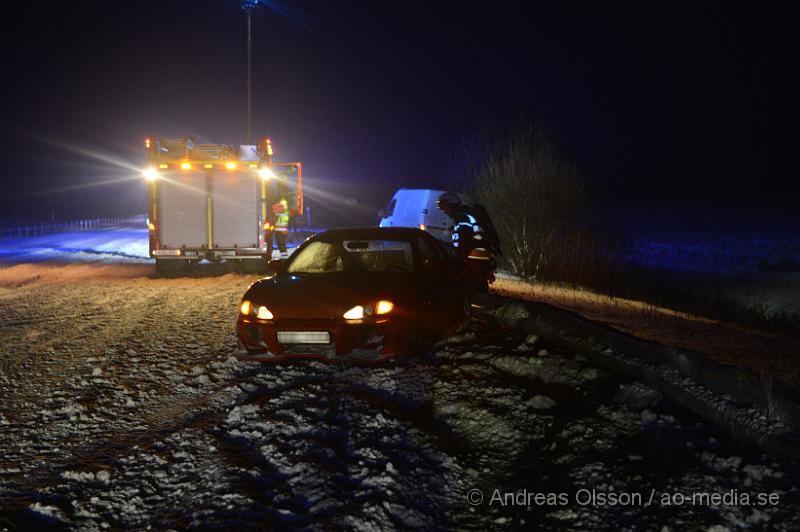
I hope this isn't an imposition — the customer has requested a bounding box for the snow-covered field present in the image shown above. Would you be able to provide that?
[625,232,800,274]
[1,263,798,530]
[623,232,800,319]
[606,201,800,320]
[0,227,151,264]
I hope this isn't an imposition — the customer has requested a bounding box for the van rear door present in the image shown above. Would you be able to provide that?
[393,190,424,227]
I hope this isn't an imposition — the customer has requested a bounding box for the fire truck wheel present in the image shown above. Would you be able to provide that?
[154,259,184,276]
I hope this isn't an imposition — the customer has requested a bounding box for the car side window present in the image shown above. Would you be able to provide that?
[343,239,413,273]
[417,235,445,269]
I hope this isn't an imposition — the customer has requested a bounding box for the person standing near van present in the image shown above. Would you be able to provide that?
[436,192,498,293]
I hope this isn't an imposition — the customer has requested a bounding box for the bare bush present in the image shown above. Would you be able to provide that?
[445,126,800,336]
[448,123,586,279]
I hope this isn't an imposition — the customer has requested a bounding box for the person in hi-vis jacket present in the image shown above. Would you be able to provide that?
[272,197,289,258]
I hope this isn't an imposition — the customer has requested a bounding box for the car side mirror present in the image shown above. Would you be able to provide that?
[267,259,286,273]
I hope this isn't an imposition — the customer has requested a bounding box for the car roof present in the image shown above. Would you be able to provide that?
[312,227,429,242]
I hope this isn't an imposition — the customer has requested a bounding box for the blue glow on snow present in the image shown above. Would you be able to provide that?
[0,227,151,264]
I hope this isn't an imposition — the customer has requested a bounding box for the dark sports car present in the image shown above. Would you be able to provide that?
[235,227,470,362]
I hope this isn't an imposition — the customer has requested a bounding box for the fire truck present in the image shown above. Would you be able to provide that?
[143,136,302,273]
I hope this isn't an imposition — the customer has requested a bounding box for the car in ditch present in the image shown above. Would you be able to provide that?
[235,227,470,362]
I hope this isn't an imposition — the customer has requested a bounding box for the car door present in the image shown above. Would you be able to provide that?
[416,235,467,327]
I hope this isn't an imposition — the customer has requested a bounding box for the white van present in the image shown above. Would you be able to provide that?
[379,188,458,243]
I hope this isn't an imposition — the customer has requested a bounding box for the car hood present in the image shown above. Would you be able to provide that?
[244,273,424,319]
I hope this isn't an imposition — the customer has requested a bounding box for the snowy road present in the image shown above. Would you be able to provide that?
[1,263,799,530]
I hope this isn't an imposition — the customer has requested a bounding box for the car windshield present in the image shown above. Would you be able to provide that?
[286,239,415,274]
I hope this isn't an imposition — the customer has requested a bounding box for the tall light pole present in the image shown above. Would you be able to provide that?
[241,1,262,144]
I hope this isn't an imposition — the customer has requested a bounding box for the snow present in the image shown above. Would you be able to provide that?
[0,226,152,263]
[0,221,300,265]
[61,470,95,483]
[524,333,539,345]
[613,382,663,411]
[612,218,800,319]
[1,263,799,529]
[526,395,557,410]
[623,232,800,275]
[489,353,606,386]
[27,503,67,523]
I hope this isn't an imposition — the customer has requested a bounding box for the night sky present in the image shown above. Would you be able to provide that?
[1,0,798,222]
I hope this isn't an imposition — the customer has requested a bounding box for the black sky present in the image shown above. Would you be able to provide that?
[1,0,798,221]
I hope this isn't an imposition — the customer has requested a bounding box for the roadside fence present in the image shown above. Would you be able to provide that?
[0,216,145,239]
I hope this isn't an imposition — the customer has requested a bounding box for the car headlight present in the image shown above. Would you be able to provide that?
[343,305,364,320]
[240,300,274,319]
[343,300,394,320]
[375,300,394,315]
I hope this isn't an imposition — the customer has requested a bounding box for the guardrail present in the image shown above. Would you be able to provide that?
[0,216,323,244]
[0,216,145,239]
[474,293,800,461]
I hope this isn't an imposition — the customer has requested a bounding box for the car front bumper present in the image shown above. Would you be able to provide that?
[235,316,407,362]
